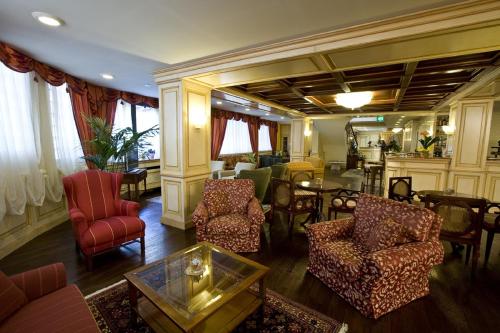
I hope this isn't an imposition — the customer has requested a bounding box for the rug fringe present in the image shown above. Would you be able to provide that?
[84,279,126,299]
[337,323,349,333]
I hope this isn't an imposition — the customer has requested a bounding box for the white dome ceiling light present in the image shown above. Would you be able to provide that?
[32,12,64,27]
[335,91,373,109]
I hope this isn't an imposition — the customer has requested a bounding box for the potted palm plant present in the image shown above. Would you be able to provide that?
[418,131,439,158]
[82,116,159,172]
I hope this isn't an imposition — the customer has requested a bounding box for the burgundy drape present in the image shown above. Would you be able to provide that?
[1,41,159,168]
[262,120,278,153]
[247,119,259,156]
[211,115,228,160]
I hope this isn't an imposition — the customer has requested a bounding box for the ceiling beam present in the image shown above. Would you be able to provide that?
[393,62,418,111]
[331,72,351,93]
[277,80,333,114]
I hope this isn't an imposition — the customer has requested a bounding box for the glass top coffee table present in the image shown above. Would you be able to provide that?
[124,241,269,333]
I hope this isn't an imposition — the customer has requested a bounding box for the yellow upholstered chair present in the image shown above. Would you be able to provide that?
[286,161,315,181]
[305,157,325,179]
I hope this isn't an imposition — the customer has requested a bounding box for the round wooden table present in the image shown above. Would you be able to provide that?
[296,180,345,223]
[416,190,489,202]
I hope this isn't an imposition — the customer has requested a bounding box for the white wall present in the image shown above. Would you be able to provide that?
[315,118,349,162]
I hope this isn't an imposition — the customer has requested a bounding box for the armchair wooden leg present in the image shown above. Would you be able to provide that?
[288,214,294,239]
[465,244,471,265]
[85,255,93,272]
[484,231,494,268]
[471,245,480,280]
[140,237,145,258]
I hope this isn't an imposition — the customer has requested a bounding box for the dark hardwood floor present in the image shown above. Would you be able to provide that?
[1,185,500,333]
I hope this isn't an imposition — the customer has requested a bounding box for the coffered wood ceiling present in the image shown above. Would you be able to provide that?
[230,51,500,115]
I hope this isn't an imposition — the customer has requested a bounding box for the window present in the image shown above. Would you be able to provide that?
[258,124,272,152]
[136,105,160,160]
[219,119,253,155]
[113,100,160,161]
[47,83,85,174]
[113,100,133,131]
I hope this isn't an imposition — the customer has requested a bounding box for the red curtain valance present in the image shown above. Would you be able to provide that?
[0,42,159,108]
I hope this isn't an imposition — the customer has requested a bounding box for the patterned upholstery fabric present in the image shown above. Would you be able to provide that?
[353,194,434,247]
[193,179,264,252]
[306,195,444,319]
[0,271,27,322]
[63,170,146,257]
[0,263,99,333]
[365,217,405,252]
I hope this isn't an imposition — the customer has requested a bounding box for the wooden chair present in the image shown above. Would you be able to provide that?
[365,165,384,195]
[425,194,486,279]
[483,202,500,268]
[290,170,314,182]
[328,189,361,219]
[271,179,316,238]
[388,177,417,203]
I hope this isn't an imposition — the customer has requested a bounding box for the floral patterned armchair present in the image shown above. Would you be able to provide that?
[306,193,444,319]
[192,179,265,252]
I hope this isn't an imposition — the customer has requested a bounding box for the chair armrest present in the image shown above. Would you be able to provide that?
[68,208,89,237]
[115,199,140,217]
[192,201,209,228]
[10,263,67,302]
[218,170,236,179]
[247,197,265,226]
[365,241,444,279]
[306,217,355,246]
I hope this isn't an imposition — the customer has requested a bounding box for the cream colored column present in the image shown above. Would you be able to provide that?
[290,118,311,161]
[159,79,211,229]
[448,98,494,196]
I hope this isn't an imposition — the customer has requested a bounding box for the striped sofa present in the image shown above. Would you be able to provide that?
[63,169,146,270]
[0,263,99,333]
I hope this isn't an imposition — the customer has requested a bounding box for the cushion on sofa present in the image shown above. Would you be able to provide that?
[353,194,435,246]
[206,214,251,235]
[365,217,405,252]
[0,284,98,333]
[315,240,367,282]
[0,271,27,323]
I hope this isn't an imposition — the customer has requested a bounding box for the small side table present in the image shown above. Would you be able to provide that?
[123,168,147,201]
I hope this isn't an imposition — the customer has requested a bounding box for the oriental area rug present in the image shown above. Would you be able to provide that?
[85,280,348,333]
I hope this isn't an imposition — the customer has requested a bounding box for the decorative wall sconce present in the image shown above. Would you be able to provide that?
[392,127,403,133]
[304,128,312,137]
[442,125,455,135]
[190,104,206,129]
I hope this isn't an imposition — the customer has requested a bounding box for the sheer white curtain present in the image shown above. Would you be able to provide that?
[47,83,86,175]
[258,124,272,152]
[137,105,160,160]
[114,100,132,130]
[0,63,45,220]
[219,119,253,155]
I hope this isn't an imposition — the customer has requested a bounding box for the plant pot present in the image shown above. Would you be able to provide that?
[421,150,430,158]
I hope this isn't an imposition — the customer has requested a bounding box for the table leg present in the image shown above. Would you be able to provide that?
[127,184,131,200]
[135,181,139,201]
[315,192,322,223]
[258,278,266,329]
[128,281,138,326]
[143,178,147,195]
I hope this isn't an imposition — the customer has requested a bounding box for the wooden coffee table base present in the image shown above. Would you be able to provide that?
[130,289,264,333]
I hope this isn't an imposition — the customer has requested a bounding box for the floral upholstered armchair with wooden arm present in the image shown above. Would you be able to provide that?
[192,179,265,252]
[306,193,444,319]
[63,170,146,271]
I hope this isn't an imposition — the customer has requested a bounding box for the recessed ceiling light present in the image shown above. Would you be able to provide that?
[216,101,222,105]
[445,69,463,74]
[32,12,64,27]
[265,112,270,116]
[144,84,152,87]
[401,116,406,118]
[280,116,285,120]
[245,108,250,111]
[100,73,114,80]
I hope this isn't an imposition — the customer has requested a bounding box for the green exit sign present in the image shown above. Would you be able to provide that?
[376,116,384,122]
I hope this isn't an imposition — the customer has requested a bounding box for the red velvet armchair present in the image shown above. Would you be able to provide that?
[306,194,444,319]
[192,179,265,252]
[63,170,146,270]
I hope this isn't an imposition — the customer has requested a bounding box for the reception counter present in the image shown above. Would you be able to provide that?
[384,156,452,196]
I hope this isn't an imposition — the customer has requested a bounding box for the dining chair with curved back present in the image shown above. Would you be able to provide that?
[328,188,361,220]
[388,177,417,203]
[291,170,314,183]
[270,178,316,238]
[425,194,486,279]
[483,202,500,268]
